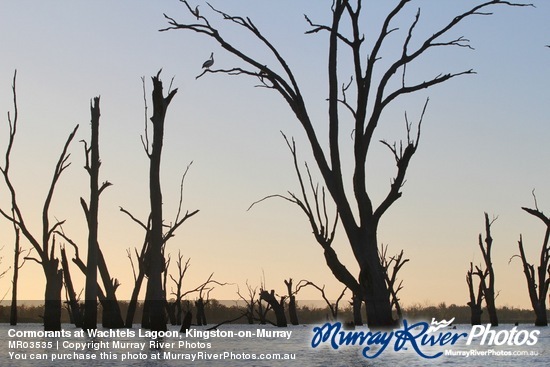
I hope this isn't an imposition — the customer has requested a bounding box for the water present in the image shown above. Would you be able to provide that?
[0,323,548,366]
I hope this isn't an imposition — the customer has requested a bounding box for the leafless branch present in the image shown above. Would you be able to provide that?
[119,207,149,231]
[140,76,151,157]
[24,256,42,266]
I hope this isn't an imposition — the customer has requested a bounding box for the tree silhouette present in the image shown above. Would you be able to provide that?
[169,251,190,325]
[0,71,79,331]
[296,280,347,321]
[81,96,117,330]
[9,215,30,325]
[379,244,409,321]
[143,71,178,331]
[60,245,82,327]
[511,195,550,326]
[123,71,198,330]
[162,0,531,326]
[476,213,499,326]
[259,289,287,327]
[466,262,485,325]
[284,278,299,325]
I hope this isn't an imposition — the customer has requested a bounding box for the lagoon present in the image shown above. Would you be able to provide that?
[0,323,548,366]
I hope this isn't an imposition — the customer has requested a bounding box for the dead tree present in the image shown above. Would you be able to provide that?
[81,96,115,330]
[180,300,193,333]
[163,0,531,326]
[466,262,485,325]
[96,246,123,328]
[475,213,499,326]
[296,280,347,321]
[169,252,190,325]
[130,72,197,330]
[236,281,257,324]
[142,70,176,331]
[379,245,409,321]
[260,289,287,327]
[122,214,150,327]
[284,278,299,325]
[188,273,228,326]
[162,253,174,324]
[0,71,78,330]
[249,135,361,319]
[60,245,82,327]
[10,218,30,325]
[55,228,123,327]
[121,162,197,327]
[511,198,550,326]
[256,298,271,325]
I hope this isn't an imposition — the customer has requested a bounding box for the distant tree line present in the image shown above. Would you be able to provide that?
[0,301,539,326]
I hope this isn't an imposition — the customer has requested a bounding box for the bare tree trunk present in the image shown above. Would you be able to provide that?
[43,259,63,331]
[466,262,484,325]
[9,224,22,326]
[477,213,499,326]
[180,310,192,333]
[124,238,148,328]
[143,71,178,331]
[82,97,102,330]
[358,233,394,326]
[126,270,145,327]
[60,246,82,327]
[169,252,189,326]
[141,300,152,329]
[96,248,124,328]
[260,290,287,327]
[515,203,550,326]
[195,299,206,326]
[166,301,177,325]
[284,279,299,325]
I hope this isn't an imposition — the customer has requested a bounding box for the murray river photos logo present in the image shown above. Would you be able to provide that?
[310,318,540,359]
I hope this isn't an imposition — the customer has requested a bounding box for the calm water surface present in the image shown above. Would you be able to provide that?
[0,323,548,366]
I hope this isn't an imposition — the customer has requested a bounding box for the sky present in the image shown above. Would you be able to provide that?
[0,1,548,312]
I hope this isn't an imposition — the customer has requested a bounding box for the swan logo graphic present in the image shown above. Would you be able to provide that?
[427,317,455,333]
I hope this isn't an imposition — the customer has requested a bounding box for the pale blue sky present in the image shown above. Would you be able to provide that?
[0,1,548,310]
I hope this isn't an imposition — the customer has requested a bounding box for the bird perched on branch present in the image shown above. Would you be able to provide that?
[193,5,200,20]
[202,53,214,69]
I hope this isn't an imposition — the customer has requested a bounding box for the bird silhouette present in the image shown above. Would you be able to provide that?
[202,53,214,69]
[193,5,200,20]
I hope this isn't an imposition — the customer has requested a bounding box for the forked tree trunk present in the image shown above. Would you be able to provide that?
[516,204,550,327]
[466,262,484,326]
[284,279,299,325]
